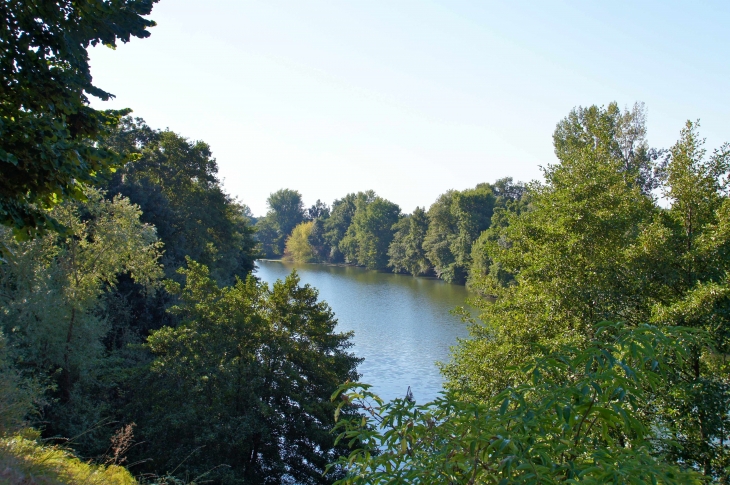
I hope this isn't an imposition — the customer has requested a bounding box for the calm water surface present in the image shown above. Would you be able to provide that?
[254,260,472,403]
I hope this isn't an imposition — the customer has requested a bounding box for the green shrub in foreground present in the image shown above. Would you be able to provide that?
[330,323,704,484]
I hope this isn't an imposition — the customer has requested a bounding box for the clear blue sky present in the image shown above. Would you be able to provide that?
[89,1,730,216]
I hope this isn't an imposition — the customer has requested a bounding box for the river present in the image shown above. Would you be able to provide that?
[254,260,472,404]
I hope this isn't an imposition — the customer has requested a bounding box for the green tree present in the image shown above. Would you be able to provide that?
[554,102,660,194]
[468,178,528,290]
[444,105,730,480]
[340,195,401,270]
[445,103,657,399]
[0,0,158,233]
[256,189,306,257]
[306,199,330,220]
[0,331,39,435]
[324,192,374,263]
[422,191,458,280]
[284,221,317,263]
[423,185,496,284]
[387,207,432,276]
[0,187,162,445]
[102,118,258,284]
[309,218,332,262]
[132,261,361,484]
[631,121,730,477]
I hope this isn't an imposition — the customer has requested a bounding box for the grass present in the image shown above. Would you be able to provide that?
[0,429,136,485]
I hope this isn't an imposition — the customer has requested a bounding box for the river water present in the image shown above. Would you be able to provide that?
[254,260,472,404]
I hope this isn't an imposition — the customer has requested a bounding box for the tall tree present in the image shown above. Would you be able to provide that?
[0,0,158,233]
[387,207,431,276]
[444,105,730,480]
[133,261,360,484]
[468,178,528,290]
[445,103,657,398]
[102,118,258,285]
[306,200,330,220]
[324,192,374,263]
[423,185,496,284]
[631,121,730,476]
[554,102,660,194]
[340,195,401,270]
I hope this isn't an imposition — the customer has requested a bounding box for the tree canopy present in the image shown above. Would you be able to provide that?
[134,261,361,484]
[0,0,158,233]
[256,189,306,257]
[101,117,259,285]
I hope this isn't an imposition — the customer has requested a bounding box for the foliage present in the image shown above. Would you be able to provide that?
[130,261,361,484]
[445,104,657,397]
[306,200,331,220]
[0,430,136,485]
[636,121,730,477]
[331,324,703,485]
[0,187,163,445]
[468,178,528,289]
[387,207,432,276]
[445,104,730,480]
[255,189,306,257]
[340,195,401,270]
[102,117,259,284]
[284,221,317,263]
[422,185,496,284]
[323,192,374,263]
[0,332,40,436]
[553,102,661,194]
[309,218,332,262]
[0,0,158,233]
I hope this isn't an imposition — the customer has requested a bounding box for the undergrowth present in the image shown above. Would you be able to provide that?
[0,429,136,485]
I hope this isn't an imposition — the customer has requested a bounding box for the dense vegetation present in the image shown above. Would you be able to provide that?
[257,180,528,284]
[0,0,158,234]
[1,2,729,483]
[0,4,360,482]
[331,104,730,483]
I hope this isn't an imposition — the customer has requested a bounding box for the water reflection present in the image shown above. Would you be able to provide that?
[254,260,472,403]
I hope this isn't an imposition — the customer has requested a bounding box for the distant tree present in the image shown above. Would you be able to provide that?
[468,178,529,290]
[340,195,401,270]
[306,200,331,220]
[324,192,374,262]
[423,185,495,284]
[422,191,458,280]
[449,186,496,271]
[256,189,306,257]
[135,262,361,484]
[309,218,332,262]
[388,207,431,276]
[284,221,317,263]
[0,0,158,233]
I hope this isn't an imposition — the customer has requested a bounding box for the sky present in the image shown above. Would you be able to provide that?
[88,1,730,217]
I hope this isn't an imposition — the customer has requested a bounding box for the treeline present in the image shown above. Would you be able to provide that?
[0,114,360,484]
[256,180,527,285]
